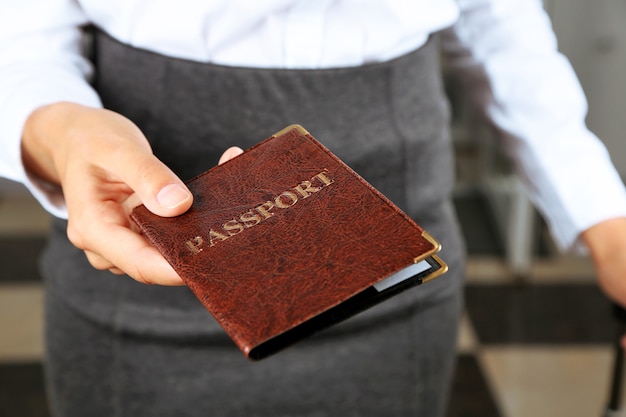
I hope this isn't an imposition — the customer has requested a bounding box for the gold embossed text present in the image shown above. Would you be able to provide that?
[185,171,333,254]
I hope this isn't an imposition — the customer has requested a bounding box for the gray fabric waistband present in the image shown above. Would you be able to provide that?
[92,30,454,218]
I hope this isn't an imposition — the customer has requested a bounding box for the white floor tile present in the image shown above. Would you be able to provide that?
[466,256,596,284]
[0,284,44,362]
[0,197,50,236]
[480,346,615,417]
[457,311,479,354]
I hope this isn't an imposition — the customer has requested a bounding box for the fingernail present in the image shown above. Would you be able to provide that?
[157,184,191,208]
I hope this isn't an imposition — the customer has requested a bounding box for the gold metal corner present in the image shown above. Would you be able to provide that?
[272,124,310,138]
[412,231,442,264]
[421,231,442,253]
[422,254,448,284]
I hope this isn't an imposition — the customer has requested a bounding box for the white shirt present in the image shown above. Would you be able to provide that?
[0,0,624,253]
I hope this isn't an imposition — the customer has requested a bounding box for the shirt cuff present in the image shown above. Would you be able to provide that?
[520,130,626,255]
[552,166,626,256]
[0,78,102,219]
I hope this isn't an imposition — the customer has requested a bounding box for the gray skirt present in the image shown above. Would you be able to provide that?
[42,30,466,417]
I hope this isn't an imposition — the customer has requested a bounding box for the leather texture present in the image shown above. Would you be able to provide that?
[131,125,445,359]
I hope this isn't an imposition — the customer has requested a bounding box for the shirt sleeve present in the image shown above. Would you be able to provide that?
[441,0,626,253]
[0,0,102,218]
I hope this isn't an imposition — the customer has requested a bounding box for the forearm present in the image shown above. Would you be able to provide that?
[443,0,626,253]
[0,0,101,215]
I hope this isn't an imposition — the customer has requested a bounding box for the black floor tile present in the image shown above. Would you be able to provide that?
[0,237,45,283]
[453,191,504,257]
[0,362,50,417]
[465,283,617,345]
[447,354,502,417]
[453,189,553,258]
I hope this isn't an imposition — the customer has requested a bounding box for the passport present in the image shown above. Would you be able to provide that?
[130,125,447,360]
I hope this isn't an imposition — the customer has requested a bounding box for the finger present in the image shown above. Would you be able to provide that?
[84,250,116,271]
[218,146,244,165]
[74,217,183,284]
[66,198,180,286]
[83,250,126,275]
[94,142,193,218]
[84,253,127,275]
[63,170,183,285]
[89,223,184,285]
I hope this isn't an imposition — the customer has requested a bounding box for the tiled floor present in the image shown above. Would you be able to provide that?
[0,192,623,417]
[456,278,619,417]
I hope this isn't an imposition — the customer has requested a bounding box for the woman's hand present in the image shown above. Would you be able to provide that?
[22,102,242,285]
[581,217,626,347]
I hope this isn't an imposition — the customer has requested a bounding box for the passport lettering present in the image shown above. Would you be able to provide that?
[186,171,334,254]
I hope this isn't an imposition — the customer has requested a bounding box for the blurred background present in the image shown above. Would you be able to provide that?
[1,1,626,416]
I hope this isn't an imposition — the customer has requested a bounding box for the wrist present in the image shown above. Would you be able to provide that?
[581,217,626,265]
[21,102,90,185]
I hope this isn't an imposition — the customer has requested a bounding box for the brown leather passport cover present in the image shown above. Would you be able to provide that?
[131,125,447,360]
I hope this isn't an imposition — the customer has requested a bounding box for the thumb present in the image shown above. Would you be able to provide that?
[153,182,193,216]
[147,146,242,213]
[123,146,242,216]
[146,147,242,214]
[111,148,193,217]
